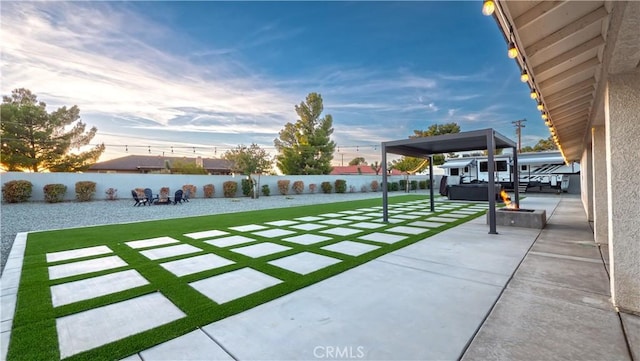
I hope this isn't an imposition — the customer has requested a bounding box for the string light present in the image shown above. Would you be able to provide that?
[530,89,538,99]
[520,69,529,82]
[482,0,495,16]
[541,113,548,120]
[537,102,544,111]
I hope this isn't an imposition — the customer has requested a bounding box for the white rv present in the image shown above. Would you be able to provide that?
[439,151,580,192]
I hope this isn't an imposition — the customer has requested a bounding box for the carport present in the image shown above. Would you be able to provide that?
[381,128,518,234]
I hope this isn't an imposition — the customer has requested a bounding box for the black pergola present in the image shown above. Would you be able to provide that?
[381,128,518,234]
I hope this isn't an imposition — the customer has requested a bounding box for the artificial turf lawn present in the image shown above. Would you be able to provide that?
[8,195,488,361]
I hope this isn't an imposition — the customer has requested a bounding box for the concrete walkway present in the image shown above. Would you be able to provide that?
[117,195,636,360]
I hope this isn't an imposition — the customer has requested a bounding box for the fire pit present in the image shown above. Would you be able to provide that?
[485,190,547,229]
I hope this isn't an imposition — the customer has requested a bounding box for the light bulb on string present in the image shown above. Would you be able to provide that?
[537,102,544,111]
[520,69,529,82]
[482,0,495,16]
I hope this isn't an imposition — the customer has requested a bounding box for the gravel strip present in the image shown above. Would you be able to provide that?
[1,191,430,275]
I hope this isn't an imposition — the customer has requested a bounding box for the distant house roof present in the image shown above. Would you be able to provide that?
[330,165,402,175]
[88,155,231,173]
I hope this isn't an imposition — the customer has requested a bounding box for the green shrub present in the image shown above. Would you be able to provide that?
[399,179,407,191]
[44,184,67,203]
[203,184,215,198]
[370,180,379,192]
[261,184,270,196]
[410,180,418,191]
[321,181,332,194]
[2,180,33,203]
[418,180,427,189]
[335,179,347,193]
[277,180,290,195]
[309,183,317,194]
[360,185,368,193]
[241,179,252,197]
[292,181,304,194]
[75,181,96,202]
[389,182,399,191]
[223,181,237,198]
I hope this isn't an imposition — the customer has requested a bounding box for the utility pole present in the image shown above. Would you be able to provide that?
[512,119,527,153]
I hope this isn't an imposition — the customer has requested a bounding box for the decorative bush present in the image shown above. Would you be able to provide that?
[158,187,171,203]
[44,184,67,203]
[349,185,357,193]
[223,181,238,198]
[360,185,368,193]
[277,180,290,195]
[2,180,33,203]
[105,188,118,200]
[389,182,399,191]
[135,188,146,198]
[261,184,270,196]
[410,180,418,191]
[370,180,379,192]
[182,184,197,198]
[399,179,408,191]
[309,183,317,194]
[335,179,347,194]
[292,181,304,195]
[321,181,332,194]
[241,179,252,197]
[418,180,428,190]
[75,181,96,202]
[203,184,215,198]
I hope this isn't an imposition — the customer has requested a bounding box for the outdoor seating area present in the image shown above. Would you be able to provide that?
[131,188,190,206]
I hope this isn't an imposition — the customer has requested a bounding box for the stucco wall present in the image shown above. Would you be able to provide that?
[0,172,437,202]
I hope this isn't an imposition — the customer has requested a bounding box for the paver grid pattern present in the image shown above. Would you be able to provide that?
[26,199,486,359]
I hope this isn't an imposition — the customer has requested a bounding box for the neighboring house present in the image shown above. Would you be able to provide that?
[87,155,232,174]
[330,165,403,176]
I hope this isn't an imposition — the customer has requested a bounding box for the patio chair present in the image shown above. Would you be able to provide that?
[131,190,147,206]
[173,189,183,205]
[155,187,171,205]
[182,188,191,203]
[144,188,158,205]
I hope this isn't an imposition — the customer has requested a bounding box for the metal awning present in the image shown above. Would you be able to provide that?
[518,155,564,165]
[440,159,475,169]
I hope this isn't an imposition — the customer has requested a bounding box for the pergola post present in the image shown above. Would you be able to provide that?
[513,146,520,208]
[487,130,498,234]
[429,155,435,212]
[382,144,388,223]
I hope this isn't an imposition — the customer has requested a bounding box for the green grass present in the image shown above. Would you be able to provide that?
[8,195,488,361]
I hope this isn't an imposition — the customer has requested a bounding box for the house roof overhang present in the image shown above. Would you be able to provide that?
[491,1,640,162]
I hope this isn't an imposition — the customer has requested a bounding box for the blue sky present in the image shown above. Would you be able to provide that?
[1,1,549,166]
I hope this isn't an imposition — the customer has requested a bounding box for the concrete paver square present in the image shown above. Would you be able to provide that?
[205,235,256,248]
[371,218,407,224]
[319,219,351,226]
[252,229,296,238]
[436,213,468,219]
[358,232,408,244]
[408,221,445,228]
[46,246,112,263]
[56,292,185,358]
[295,216,323,222]
[349,222,386,229]
[426,216,458,223]
[320,227,363,236]
[51,269,149,307]
[356,208,378,212]
[318,213,345,218]
[231,242,291,258]
[48,255,128,280]
[451,210,479,215]
[268,252,341,275]
[184,230,229,239]
[282,234,332,245]
[139,329,233,360]
[189,268,282,304]
[289,223,327,231]
[387,226,430,235]
[322,241,380,256]
[339,210,363,215]
[229,224,268,232]
[140,244,202,261]
[343,215,371,221]
[362,212,383,217]
[124,237,180,250]
[160,254,234,277]
[265,220,299,227]
[391,214,421,220]
[408,211,434,216]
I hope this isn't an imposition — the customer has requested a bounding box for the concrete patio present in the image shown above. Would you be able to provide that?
[1,195,637,360]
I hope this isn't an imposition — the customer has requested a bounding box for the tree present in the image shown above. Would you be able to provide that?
[521,136,557,152]
[274,93,336,175]
[170,161,207,175]
[349,157,366,166]
[223,143,273,198]
[370,161,382,175]
[406,122,462,166]
[1,88,104,172]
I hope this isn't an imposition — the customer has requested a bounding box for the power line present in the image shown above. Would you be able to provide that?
[512,119,526,153]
